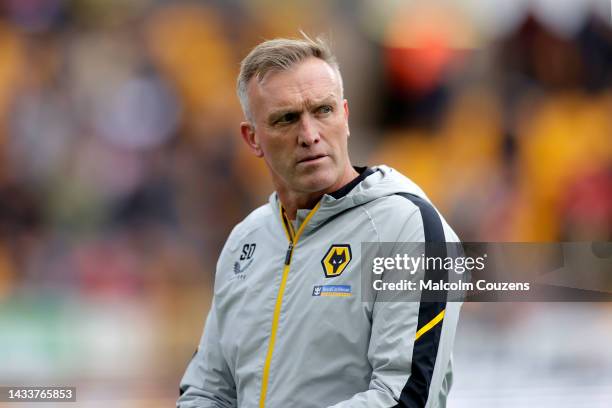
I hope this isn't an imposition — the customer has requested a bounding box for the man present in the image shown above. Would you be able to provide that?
[178,35,461,408]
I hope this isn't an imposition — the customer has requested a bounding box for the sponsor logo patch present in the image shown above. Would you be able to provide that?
[312,285,352,297]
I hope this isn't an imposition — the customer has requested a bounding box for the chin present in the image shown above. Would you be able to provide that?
[296,171,338,193]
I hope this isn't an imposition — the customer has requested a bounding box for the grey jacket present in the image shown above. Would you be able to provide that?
[178,165,462,408]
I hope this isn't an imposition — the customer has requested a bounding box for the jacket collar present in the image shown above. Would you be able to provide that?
[328,166,376,199]
[270,166,377,237]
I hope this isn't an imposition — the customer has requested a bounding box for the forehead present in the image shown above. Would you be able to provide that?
[248,57,341,113]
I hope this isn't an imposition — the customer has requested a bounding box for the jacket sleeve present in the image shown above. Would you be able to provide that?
[177,301,237,408]
[329,196,461,408]
[328,296,458,408]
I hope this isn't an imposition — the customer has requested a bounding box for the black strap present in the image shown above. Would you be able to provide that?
[394,193,447,408]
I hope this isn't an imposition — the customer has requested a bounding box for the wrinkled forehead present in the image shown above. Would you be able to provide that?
[248,58,343,111]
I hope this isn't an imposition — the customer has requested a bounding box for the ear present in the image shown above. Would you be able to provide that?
[343,99,350,137]
[240,122,263,157]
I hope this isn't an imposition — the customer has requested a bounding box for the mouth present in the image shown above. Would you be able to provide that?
[297,154,328,164]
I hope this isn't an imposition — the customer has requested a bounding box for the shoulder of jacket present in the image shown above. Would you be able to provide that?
[361,194,446,242]
[225,203,274,251]
[214,203,275,285]
[367,194,461,243]
[362,194,423,220]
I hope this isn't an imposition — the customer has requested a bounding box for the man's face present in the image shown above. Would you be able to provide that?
[241,57,352,196]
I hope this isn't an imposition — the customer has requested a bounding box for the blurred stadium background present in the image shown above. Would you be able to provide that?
[0,0,611,406]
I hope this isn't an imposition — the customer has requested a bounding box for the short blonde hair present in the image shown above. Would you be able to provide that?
[237,34,342,121]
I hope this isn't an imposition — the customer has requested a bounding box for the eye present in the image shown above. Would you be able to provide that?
[316,105,333,115]
[275,112,299,125]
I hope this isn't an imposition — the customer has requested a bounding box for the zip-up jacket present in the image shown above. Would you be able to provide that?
[178,165,462,408]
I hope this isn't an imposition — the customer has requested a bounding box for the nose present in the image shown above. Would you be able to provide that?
[298,114,320,147]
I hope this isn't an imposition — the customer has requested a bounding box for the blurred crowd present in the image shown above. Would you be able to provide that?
[0,0,610,400]
[374,8,612,243]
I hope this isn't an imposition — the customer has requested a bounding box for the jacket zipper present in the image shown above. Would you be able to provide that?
[284,242,294,265]
[258,203,320,408]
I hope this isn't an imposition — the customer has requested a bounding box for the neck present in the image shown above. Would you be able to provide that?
[277,166,359,220]
[278,190,324,220]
